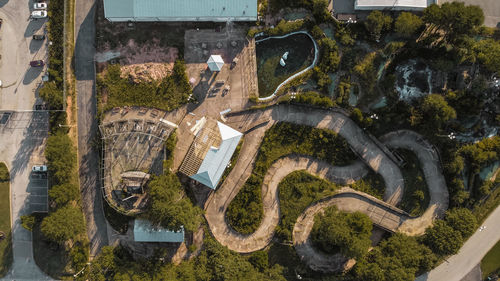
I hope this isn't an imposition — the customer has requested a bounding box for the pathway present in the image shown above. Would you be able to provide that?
[75,0,109,257]
[204,104,449,272]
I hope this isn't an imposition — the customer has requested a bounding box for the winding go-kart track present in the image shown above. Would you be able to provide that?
[204,104,449,272]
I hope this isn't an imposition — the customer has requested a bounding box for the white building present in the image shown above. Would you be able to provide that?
[355,0,434,10]
[104,0,257,22]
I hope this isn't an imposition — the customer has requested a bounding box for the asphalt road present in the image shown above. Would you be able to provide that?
[75,0,109,257]
[417,205,500,281]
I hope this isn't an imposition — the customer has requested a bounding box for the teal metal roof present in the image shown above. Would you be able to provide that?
[134,219,184,243]
[190,122,242,189]
[104,0,257,21]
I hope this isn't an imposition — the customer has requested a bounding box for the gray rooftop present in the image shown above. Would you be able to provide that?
[104,0,257,22]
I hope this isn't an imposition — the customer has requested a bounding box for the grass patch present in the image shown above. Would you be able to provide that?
[256,33,314,98]
[397,149,430,216]
[276,171,338,241]
[350,171,386,200]
[32,214,71,279]
[97,60,192,113]
[103,199,132,234]
[0,163,12,277]
[481,239,500,279]
[226,122,357,234]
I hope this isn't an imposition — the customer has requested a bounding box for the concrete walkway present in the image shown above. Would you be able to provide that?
[204,105,449,272]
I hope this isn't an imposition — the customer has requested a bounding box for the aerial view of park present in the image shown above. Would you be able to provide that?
[0,0,499,280]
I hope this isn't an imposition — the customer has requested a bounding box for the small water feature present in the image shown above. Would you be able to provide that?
[328,73,337,97]
[395,60,433,101]
[348,87,358,106]
[371,96,387,109]
[284,12,308,21]
[480,161,500,181]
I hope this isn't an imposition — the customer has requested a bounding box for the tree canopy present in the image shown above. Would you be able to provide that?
[395,12,423,37]
[145,172,202,232]
[355,233,436,281]
[410,94,457,132]
[423,220,463,256]
[475,39,500,73]
[45,132,76,185]
[423,2,484,44]
[364,11,392,41]
[41,205,86,243]
[445,208,477,239]
[311,206,372,259]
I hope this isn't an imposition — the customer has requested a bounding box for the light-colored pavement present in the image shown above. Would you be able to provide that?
[75,0,109,257]
[0,112,52,281]
[205,104,406,253]
[438,0,500,28]
[0,1,47,110]
[416,205,500,281]
[204,105,449,273]
[0,0,52,280]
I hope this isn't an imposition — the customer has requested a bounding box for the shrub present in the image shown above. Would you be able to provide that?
[21,215,36,231]
[41,205,86,243]
[292,91,334,108]
[394,12,423,37]
[311,206,372,259]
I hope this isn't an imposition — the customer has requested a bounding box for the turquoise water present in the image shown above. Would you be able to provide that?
[371,97,387,109]
[480,161,500,181]
[328,73,337,97]
[348,87,357,106]
[284,12,308,21]
[322,27,334,40]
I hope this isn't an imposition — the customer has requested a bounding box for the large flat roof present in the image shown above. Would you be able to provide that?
[134,219,184,243]
[355,0,433,10]
[104,0,257,22]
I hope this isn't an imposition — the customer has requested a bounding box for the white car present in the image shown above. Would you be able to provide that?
[34,3,47,9]
[31,10,47,19]
[32,165,47,172]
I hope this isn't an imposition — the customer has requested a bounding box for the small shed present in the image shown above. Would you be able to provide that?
[133,219,184,243]
[207,55,224,72]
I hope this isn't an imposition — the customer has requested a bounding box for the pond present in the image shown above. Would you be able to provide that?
[256,33,315,98]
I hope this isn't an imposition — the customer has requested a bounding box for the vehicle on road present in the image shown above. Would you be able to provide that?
[32,165,47,172]
[30,60,45,67]
[32,34,45,40]
[31,10,47,19]
[33,2,47,9]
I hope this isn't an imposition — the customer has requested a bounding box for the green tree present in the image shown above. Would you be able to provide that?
[410,94,456,131]
[49,183,80,207]
[41,205,86,243]
[311,206,372,259]
[355,233,436,281]
[45,133,76,185]
[146,172,202,232]
[39,81,64,109]
[424,220,463,256]
[475,39,500,73]
[365,11,392,41]
[395,12,423,37]
[445,208,477,239]
[423,2,484,44]
[312,0,329,22]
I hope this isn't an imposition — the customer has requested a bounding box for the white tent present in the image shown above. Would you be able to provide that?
[207,55,224,72]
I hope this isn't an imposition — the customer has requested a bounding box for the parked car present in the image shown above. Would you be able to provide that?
[32,165,47,172]
[32,34,45,40]
[33,2,47,9]
[0,19,3,30]
[31,10,47,19]
[30,60,44,67]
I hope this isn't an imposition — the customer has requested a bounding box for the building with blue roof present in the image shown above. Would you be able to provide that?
[104,0,257,22]
[134,219,184,243]
[179,118,242,189]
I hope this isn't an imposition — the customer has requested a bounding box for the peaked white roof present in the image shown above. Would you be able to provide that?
[355,0,431,10]
[190,122,242,189]
[207,55,224,72]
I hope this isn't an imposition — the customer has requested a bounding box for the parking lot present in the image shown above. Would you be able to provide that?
[0,0,49,110]
[0,110,50,280]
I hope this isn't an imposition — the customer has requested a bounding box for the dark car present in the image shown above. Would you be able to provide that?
[32,34,45,40]
[30,60,44,67]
